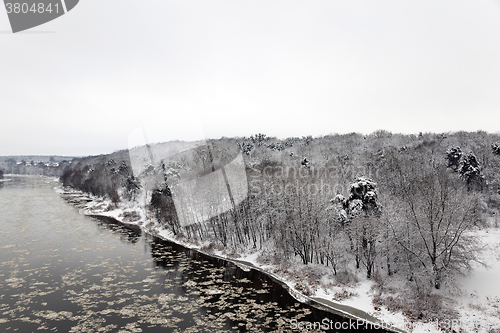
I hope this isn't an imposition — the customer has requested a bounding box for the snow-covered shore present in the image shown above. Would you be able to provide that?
[57,185,500,333]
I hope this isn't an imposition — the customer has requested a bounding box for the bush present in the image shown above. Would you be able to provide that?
[294,281,312,296]
[333,271,358,286]
[372,289,458,324]
[332,288,357,301]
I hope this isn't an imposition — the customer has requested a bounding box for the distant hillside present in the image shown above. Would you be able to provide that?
[0,155,78,163]
[0,155,78,176]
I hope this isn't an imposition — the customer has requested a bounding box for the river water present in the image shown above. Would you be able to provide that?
[0,176,384,332]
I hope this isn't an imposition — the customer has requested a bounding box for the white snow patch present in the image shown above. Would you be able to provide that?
[334,279,374,315]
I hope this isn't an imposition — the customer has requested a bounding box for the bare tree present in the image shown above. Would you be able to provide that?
[389,163,481,290]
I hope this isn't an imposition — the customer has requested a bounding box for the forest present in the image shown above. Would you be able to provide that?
[60,130,500,324]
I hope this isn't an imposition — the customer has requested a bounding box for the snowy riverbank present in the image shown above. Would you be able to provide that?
[57,185,500,333]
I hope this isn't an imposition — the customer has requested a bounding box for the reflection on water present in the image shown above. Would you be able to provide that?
[91,215,142,244]
[0,176,384,332]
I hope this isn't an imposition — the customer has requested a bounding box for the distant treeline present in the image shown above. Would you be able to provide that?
[60,149,138,203]
[60,131,500,321]
[0,156,73,177]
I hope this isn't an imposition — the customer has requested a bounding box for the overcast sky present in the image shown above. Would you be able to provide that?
[1,0,500,156]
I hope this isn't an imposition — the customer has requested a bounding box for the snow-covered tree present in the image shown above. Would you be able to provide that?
[301,157,310,169]
[459,152,485,191]
[445,146,462,171]
[492,142,500,156]
[389,164,481,291]
[347,177,381,216]
[250,133,269,146]
[238,142,254,155]
[333,177,381,278]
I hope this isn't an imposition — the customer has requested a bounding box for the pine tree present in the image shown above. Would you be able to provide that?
[492,143,500,156]
[445,146,462,171]
[459,152,485,191]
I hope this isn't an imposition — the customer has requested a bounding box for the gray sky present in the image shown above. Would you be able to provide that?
[1,0,500,156]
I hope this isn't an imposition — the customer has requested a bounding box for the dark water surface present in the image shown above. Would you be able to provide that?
[0,176,385,332]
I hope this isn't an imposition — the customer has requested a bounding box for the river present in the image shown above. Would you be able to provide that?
[0,176,386,332]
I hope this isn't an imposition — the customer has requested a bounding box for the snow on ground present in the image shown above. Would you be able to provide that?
[237,251,261,266]
[452,227,500,333]
[56,184,500,333]
[327,279,374,315]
